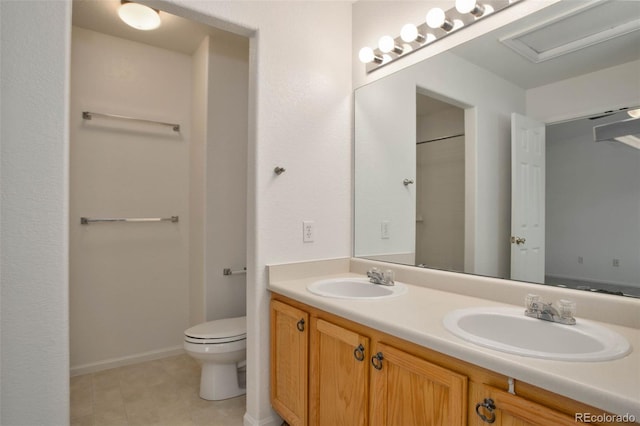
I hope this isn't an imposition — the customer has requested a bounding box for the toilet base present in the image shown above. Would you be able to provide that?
[199,362,246,401]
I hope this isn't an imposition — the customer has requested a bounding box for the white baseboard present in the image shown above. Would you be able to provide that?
[243,412,282,426]
[70,346,185,376]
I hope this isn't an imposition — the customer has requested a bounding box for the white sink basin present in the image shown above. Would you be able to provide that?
[307,277,407,300]
[443,307,631,362]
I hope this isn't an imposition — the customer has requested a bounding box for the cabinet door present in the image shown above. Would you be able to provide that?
[470,384,577,426]
[309,318,369,426]
[270,300,309,426]
[370,343,467,426]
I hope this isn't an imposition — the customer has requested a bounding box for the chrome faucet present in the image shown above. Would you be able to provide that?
[367,267,395,286]
[524,294,576,325]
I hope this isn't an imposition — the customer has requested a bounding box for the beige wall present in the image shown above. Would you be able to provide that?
[205,33,249,322]
[69,27,191,372]
[189,31,250,325]
[189,36,209,327]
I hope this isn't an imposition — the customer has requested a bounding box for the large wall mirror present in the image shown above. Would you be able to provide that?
[354,0,640,297]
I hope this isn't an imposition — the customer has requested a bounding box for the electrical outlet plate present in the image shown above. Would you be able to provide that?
[303,221,314,243]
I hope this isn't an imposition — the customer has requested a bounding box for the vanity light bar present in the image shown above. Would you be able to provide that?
[360,0,520,73]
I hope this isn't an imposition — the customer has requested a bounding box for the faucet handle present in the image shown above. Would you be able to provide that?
[558,299,576,319]
[525,294,541,311]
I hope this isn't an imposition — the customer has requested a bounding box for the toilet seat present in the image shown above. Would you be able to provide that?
[184,316,246,345]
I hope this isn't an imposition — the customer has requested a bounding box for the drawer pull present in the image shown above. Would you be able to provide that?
[475,398,496,423]
[371,352,384,370]
[296,318,305,332]
[354,344,365,361]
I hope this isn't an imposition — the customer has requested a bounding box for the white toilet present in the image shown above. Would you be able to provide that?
[184,316,247,401]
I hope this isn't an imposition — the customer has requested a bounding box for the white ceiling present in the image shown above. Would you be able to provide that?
[451,0,640,90]
[75,0,639,116]
[72,0,226,54]
[417,0,640,116]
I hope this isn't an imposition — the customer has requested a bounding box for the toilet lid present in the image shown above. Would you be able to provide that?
[185,316,246,341]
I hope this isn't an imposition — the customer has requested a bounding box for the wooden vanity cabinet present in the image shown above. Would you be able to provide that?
[370,342,467,426]
[469,383,576,426]
[271,297,469,426]
[271,295,622,426]
[468,380,629,426]
[309,318,369,426]
[270,300,309,426]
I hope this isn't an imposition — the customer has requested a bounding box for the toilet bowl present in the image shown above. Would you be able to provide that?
[184,316,246,400]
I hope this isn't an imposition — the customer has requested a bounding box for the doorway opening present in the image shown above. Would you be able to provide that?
[414,92,465,271]
[69,1,250,421]
[510,108,640,297]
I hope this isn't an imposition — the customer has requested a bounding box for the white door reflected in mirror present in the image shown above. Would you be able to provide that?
[510,113,546,283]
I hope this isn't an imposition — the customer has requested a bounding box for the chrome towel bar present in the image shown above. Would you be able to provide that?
[82,111,180,132]
[80,216,179,225]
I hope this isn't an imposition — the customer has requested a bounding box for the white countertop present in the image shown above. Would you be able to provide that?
[268,271,640,419]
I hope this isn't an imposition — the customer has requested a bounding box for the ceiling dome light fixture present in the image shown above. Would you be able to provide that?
[118,1,161,31]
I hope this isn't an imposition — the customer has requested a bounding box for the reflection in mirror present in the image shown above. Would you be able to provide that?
[415,94,465,272]
[544,110,640,295]
[354,0,640,297]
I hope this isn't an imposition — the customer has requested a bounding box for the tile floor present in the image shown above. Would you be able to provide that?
[71,354,245,426]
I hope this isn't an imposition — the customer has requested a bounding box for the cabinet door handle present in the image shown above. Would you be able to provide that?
[371,352,384,370]
[296,318,305,332]
[475,398,496,423]
[354,344,365,361]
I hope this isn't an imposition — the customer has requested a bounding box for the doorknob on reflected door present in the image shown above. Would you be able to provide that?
[511,236,526,245]
[403,178,414,185]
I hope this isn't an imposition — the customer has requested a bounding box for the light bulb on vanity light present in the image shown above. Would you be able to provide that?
[456,0,483,16]
[378,35,404,54]
[401,23,426,43]
[426,8,454,31]
[358,46,383,64]
[457,0,495,17]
